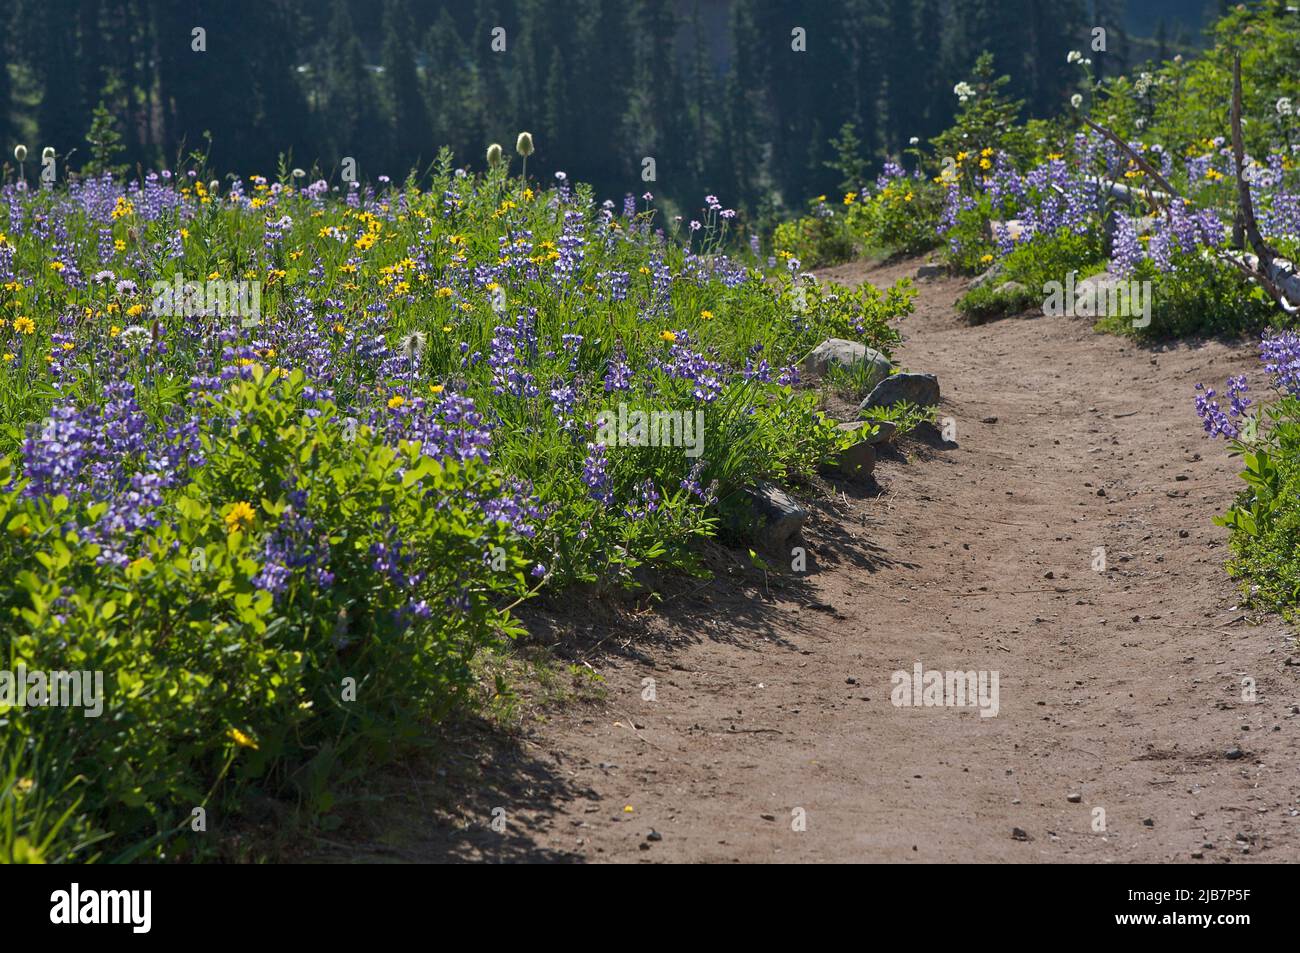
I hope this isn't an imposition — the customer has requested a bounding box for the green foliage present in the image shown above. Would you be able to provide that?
[0,372,530,860]
[930,53,1031,173]
[772,175,944,268]
[825,122,872,195]
[772,198,860,268]
[1217,398,1300,621]
[1090,5,1300,163]
[1,0,1121,217]
[956,281,1039,323]
[853,176,945,257]
[1096,254,1279,339]
[957,230,1107,323]
[84,102,126,177]
[0,140,913,862]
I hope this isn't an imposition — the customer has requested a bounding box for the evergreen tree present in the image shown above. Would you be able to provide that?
[382,0,430,174]
[26,0,86,155]
[0,4,12,151]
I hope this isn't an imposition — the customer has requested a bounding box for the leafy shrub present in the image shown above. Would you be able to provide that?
[852,173,944,256]
[772,196,859,268]
[2,369,528,860]
[1200,334,1300,619]
[956,229,1106,322]
[956,282,1041,323]
[1096,253,1279,339]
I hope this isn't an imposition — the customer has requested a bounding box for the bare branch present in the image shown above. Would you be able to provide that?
[1230,51,1276,262]
[1080,116,1180,215]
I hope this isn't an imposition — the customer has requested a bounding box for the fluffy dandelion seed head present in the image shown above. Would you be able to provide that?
[401,331,427,359]
[1071,94,1084,109]
[13,145,26,162]
[119,324,150,349]
[486,143,504,167]
[516,132,534,157]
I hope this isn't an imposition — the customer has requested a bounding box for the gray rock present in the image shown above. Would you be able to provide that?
[990,219,1025,242]
[841,419,896,445]
[859,373,940,411]
[746,481,808,550]
[801,338,892,387]
[1104,209,1158,246]
[968,261,1005,289]
[867,419,897,443]
[825,424,877,481]
[834,441,876,480]
[1050,271,1130,318]
[993,280,1028,297]
[915,263,946,280]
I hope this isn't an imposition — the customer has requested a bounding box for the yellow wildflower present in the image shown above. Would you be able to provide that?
[223,501,256,534]
[227,728,259,750]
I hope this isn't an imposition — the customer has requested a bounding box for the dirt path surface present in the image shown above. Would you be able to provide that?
[366,259,1300,863]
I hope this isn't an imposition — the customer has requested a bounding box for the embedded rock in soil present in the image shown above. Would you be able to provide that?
[915,263,946,280]
[824,423,877,480]
[746,481,808,550]
[859,373,941,411]
[802,338,892,388]
[839,418,896,445]
[969,261,1005,289]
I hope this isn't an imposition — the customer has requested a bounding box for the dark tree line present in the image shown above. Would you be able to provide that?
[0,0,1182,214]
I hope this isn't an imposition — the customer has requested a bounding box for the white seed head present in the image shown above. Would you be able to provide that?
[515,132,534,157]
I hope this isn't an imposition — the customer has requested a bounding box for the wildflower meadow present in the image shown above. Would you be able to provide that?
[0,130,914,860]
[2,0,1299,890]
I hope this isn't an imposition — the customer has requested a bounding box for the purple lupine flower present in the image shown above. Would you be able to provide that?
[581,442,614,505]
[1193,383,1239,439]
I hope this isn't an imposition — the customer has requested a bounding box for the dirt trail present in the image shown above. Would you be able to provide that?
[357,258,1300,863]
